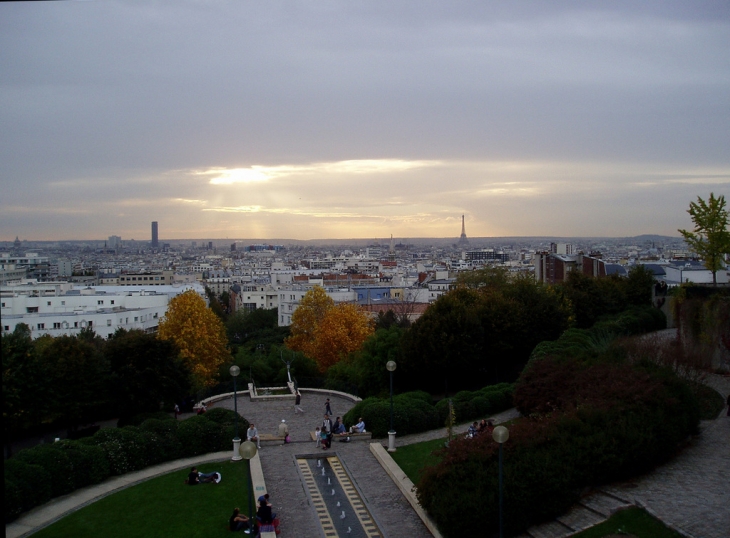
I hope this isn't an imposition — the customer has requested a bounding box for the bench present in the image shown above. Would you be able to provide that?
[258,434,286,446]
[309,431,372,442]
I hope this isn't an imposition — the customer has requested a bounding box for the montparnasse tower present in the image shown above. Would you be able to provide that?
[458,215,469,246]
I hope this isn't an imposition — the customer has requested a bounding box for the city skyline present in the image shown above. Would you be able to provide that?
[1,2,729,241]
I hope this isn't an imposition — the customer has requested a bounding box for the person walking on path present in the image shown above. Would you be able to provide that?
[294,391,304,414]
[174,403,180,420]
[324,398,333,416]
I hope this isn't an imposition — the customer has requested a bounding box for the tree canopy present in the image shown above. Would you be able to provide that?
[679,192,730,286]
[285,286,374,372]
[157,290,230,390]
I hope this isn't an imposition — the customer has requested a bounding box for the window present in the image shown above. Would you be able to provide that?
[98,300,103,305]
[26,307,38,313]
[4,325,10,331]
[61,301,65,305]
[37,323,45,329]
[107,319,112,326]
[88,321,93,327]
[53,322,61,329]
[110,300,115,305]
[47,301,52,306]
[74,322,79,328]
[134,317,139,322]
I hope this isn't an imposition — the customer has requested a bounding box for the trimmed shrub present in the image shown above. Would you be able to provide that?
[435,383,514,424]
[4,459,51,522]
[140,418,183,460]
[46,440,110,489]
[14,445,75,498]
[419,355,699,537]
[117,411,174,428]
[177,416,228,456]
[343,392,440,438]
[203,407,249,430]
[85,427,151,475]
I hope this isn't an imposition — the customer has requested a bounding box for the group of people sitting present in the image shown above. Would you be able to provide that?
[466,419,494,439]
[316,415,365,449]
[229,494,278,533]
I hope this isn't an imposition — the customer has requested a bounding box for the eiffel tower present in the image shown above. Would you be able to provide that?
[458,214,469,246]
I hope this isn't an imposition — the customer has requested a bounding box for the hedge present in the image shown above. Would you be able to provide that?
[5,409,246,523]
[343,392,440,438]
[434,383,514,424]
[4,459,51,522]
[417,356,700,537]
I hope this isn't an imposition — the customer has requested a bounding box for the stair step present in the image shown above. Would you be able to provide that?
[556,504,605,532]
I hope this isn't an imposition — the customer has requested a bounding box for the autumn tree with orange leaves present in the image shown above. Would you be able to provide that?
[157,290,230,390]
[286,286,374,372]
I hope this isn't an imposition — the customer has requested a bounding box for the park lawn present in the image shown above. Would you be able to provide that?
[32,461,253,538]
[570,507,683,538]
[391,437,448,484]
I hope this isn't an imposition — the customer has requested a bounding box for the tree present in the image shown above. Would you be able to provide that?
[285,286,334,358]
[35,334,111,431]
[157,290,231,390]
[105,329,192,418]
[285,287,374,372]
[679,193,730,286]
[310,303,375,372]
[2,324,45,457]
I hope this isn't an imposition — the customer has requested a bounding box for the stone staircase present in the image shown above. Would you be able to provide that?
[515,490,634,538]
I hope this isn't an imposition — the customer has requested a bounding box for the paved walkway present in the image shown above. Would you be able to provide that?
[7,378,729,538]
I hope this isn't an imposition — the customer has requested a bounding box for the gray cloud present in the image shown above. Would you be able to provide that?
[1,1,728,240]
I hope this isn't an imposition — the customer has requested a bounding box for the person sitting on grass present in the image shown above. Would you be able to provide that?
[229,508,251,532]
[185,467,220,484]
[349,417,365,434]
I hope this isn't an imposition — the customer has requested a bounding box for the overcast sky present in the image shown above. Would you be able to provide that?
[1,1,728,242]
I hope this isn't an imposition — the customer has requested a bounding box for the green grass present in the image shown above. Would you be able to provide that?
[33,461,253,538]
[391,437,448,483]
[570,507,683,538]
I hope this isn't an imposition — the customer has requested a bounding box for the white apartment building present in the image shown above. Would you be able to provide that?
[1,281,205,339]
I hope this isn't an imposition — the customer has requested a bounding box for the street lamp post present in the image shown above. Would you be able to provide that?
[230,365,242,461]
[386,360,397,452]
[492,425,509,538]
[239,441,258,532]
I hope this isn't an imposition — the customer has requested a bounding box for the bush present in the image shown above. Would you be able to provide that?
[4,459,51,522]
[204,407,249,430]
[435,383,514,424]
[117,411,174,428]
[177,416,228,456]
[419,355,699,537]
[140,418,184,460]
[85,428,151,475]
[47,440,110,489]
[14,445,75,498]
[342,392,440,438]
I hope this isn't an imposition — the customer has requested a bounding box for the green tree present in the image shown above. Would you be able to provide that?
[105,329,192,418]
[35,334,111,431]
[2,325,45,457]
[679,193,730,286]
